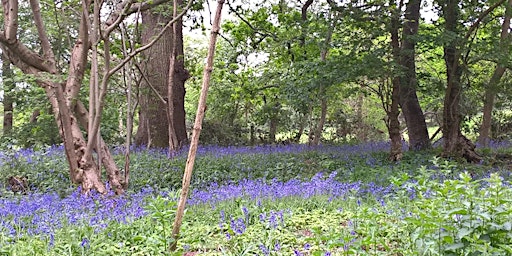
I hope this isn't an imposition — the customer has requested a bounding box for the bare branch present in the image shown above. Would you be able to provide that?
[302,0,314,21]
[64,3,90,107]
[0,34,54,72]
[104,0,172,34]
[29,0,57,72]
[2,0,18,42]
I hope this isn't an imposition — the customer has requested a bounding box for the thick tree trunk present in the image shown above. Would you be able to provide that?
[399,0,430,151]
[441,0,481,163]
[136,4,189,149]
[135,10,173,148]
[2,55,14,135]
[478,0,511,147]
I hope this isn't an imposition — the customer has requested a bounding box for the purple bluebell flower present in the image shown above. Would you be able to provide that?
[259,244,270,256]
[81,237,89,248]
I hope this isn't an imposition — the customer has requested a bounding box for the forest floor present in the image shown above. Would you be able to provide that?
[0,141,511,255]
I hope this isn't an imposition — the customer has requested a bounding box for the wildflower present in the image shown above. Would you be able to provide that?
[48,233,55,248]
[259,244,270,256]
[81,237,90,248]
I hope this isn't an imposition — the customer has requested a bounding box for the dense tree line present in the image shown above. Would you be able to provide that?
[1,0,512,192]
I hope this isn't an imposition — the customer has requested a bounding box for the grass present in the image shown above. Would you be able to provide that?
[0,142,511,255]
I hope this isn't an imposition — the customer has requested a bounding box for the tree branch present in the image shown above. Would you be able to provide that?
[29,0,57,73]
[465,0,507,40]
[227,2,277,40]
[104,0,172,34]
[2,0,18,42]
[107,0,194,77]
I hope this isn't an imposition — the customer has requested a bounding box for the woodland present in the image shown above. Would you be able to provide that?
[0,0,512,255]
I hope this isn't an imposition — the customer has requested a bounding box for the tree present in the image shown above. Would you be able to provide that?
[398,0,431,151]
[135,8,173,148]
[0,0,192,193]
[477,0,512,147]
[170,0,225,250]
[439,0,505,162]
[387,0,404,161]
[167,0,190,152]
[135,0,190,150]
[2,53,14,136]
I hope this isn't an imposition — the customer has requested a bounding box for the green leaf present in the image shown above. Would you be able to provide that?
[457,227,472,239]
[444,242,465,251]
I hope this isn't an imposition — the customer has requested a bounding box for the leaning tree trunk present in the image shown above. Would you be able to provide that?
[478,0,511,147]
[170,0,225,250]
[399,0,431,151]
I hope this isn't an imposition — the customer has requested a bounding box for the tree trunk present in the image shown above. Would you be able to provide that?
[441,0,481,163]
[170,0,225,250]
[312,96,327,146]
[2,54,14,135]
[478,0,511,147]
[269,102,280,144]
[294,114,306,143]
[171,0,190,147]
[388,0,403,161]
[135,10,173,148]
[399,0,431,151]
[0,0,184,194]
[136,3,189,150]
[311,14,336,146]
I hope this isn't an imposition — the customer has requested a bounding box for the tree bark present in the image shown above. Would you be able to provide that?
[0,0,181,194]
[388,0,404,161]
[269,101,280,144]
[167,0,190,153]
[136,1,189,150]
[170,0,225,250]
[399,0,430,151]
[441,0,481,163]
[171,0,190,147]
[135,10,173,148]
[2,54,14,135]
[477,0,511,147]
[311,13,336,146]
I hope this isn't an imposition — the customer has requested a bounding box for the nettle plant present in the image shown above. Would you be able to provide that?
[392,159,512,255]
